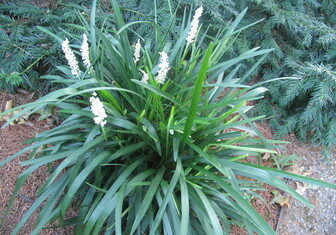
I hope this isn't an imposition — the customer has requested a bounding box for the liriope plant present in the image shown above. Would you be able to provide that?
[1,1,335,234]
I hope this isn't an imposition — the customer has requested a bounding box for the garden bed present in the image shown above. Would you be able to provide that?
[0,91,334,234]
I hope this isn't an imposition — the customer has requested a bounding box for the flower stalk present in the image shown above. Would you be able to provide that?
[62,38,81,76]
[81,34,93,73]
[155,51,170,84]
[186,6,203,44]
[89,92,107,127]
[133,39,141,64]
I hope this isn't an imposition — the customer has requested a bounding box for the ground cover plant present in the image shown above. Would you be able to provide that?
[116,0,336,153]
[1,0,335,234]
[237,0,336,155]
[2,0,335,152]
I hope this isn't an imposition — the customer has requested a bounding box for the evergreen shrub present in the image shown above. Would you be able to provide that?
[0,0,98,92]
[203,0,336,152]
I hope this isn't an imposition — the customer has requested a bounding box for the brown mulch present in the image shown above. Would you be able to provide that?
[230,122,283,235]
[0,91,67,234]
[254,123,336,235]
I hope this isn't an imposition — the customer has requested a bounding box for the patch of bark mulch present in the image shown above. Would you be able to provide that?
[0,92,69,234]
[255,122,336,235]
[230,122,283,234]
[230,182,281,235]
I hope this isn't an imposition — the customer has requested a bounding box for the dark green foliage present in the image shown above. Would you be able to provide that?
[1,0,335,149]
[126,0,336,151]
[0,0,180,93]
[237,0,336,153]
[1,1,335,233]
[0,0,94,93]
[2,2,335,232]
[189,0,336,152]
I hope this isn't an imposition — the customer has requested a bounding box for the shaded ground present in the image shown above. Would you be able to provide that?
[277,133,336,235]
[0,92,68,234]
[257,123,336,235]
[0,92,334,234]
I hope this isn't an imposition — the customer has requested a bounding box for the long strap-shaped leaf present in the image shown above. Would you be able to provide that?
[187,142,275,235]
[179,169,189,235]
[130,167,165,234]
[84,156,148,233]
[149,158,182,234]
[193,187,224,235]
[182,43,214,143]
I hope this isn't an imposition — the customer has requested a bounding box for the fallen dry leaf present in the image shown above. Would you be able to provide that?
[262,152,271,160]
[283,164,304,175]
[295,181,319,196]
[295,182,307,196]
[271,190,290,207]
[5,99,13,110]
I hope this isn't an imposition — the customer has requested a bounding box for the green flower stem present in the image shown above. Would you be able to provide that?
[182,43,214,145]
[102,126,107,141]
[181,43,190,62]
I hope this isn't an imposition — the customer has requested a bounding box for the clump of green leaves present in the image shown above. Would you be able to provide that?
[2,0,336,152]
[0,0,103,93]
[1,1,335,234]
[202,0,336,153]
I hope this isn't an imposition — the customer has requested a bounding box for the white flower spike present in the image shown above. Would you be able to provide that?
[81,34,92,71]
[139,69,149,83]
[133,39,141,63]
[186,6,203,44]
[62,38,81,76]
[90,92,107,127]
[155,51,170,84]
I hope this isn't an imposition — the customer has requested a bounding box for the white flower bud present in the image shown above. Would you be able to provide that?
[186,6,203,44]
[81,34,92,71]
[155,51,170,84]
[139,69,149,83]
[62,38,81,76]
[89,92,107,127]
[133,39,141,64]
